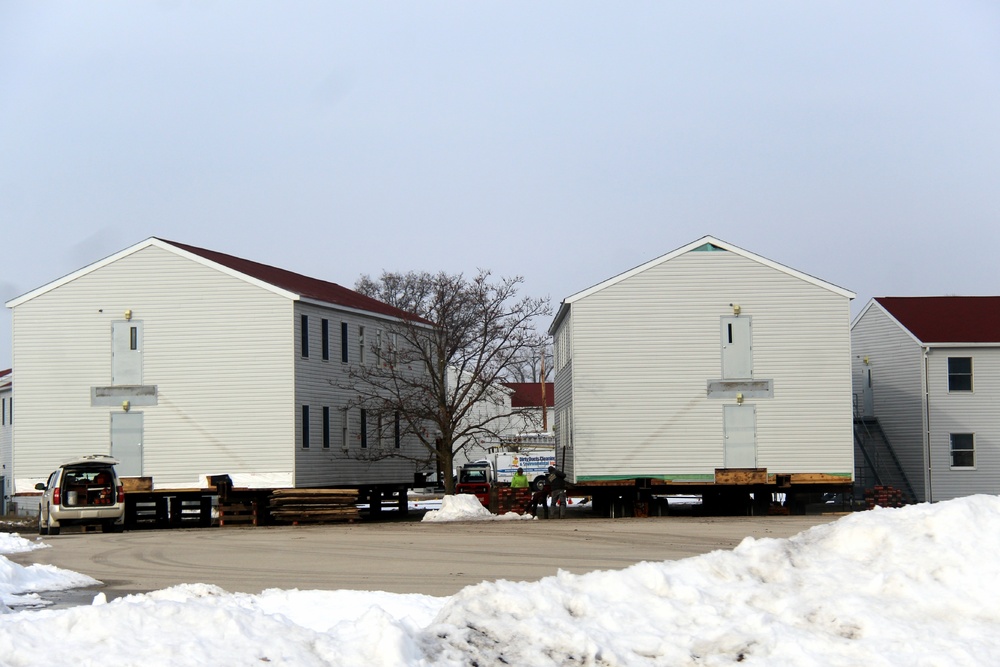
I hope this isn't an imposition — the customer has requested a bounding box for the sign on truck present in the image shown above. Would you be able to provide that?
[492,448,556,489]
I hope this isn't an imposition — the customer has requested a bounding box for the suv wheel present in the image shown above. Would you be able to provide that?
[38,511,49,536]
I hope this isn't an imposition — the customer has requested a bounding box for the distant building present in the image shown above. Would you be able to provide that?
[448,373,554,470]
[851,296,1000,502]
[503,382,554,433]
[5,238,429,504]
[548,235,856,510]
[1,368,11,514]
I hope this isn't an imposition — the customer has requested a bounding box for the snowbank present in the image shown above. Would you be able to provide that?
[2,496,1000,665]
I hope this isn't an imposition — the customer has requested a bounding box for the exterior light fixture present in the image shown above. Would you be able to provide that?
[125,309,133,321]
[736,393,744,405]
[731,304,741,316]
[122,400,131,412]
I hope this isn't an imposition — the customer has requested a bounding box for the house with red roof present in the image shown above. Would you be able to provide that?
[851,296,1000,502]
[503,382,554,431]
[4,238,429,505]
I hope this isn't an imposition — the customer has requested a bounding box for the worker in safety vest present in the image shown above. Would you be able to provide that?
[510,468,529,489]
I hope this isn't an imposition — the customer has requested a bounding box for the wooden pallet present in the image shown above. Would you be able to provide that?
[218,499,258,526]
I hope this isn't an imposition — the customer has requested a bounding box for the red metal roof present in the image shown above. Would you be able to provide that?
[503,382,554,408]
[159,239,428,323]
[876,296,1000,344]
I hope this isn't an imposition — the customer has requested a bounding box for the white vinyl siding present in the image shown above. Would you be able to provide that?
[10,245,294,491]
[293,302,422,487]
[925,346,1000,501]
[10,241,428,493]
[0,385,11,507]
[564,249,853,482]
[850,305,927,500]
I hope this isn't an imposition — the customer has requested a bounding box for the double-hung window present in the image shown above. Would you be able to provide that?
[948,357,973,392]
[950,433,975,468]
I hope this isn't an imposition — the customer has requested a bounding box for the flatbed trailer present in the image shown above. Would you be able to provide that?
[120,476,413,529]
[572,470,853,517]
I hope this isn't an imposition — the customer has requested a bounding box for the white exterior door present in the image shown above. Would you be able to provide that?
[861,366,875,418]
[112,321,143,385]
[111,412,143,477]
[723,404,757,468]
[721,316,752,379]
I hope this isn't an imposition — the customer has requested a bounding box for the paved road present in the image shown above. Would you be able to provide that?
[10,512,838,601]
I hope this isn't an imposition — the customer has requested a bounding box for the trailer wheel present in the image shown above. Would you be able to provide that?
[531,475,547,492]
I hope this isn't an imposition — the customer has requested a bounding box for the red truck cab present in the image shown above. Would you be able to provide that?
[455,462,493,506]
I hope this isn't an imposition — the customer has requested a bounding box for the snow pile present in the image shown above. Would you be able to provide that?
[0,532,48,555]
[427,495,1000,665]
[1,496,1000,665]
[0,532,99,612]
[421,493,535,522]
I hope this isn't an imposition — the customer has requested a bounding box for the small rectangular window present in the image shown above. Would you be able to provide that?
[341,408,349,450]
[358,325,366,364]
[360,409,368,448]
[321,319,330,361]
[394,411,401,449]
[322,406,330,448]
[301,315,309,358]
[341,322,349,363]
[948,357,973,392]
[390,332,398,365]
[376,329,383,362]
[302,405,310,448]
[130,326,138,351]
[2,398,6,426]
[951,433,975,468]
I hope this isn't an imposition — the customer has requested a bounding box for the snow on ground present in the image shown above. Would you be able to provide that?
[3,496,1000,665]
[421,493,536,522]
[0,532,99,611]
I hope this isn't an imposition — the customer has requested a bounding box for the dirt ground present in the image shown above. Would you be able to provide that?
[9,509,840,603]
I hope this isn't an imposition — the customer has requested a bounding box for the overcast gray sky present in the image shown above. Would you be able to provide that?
[2,1,999,370]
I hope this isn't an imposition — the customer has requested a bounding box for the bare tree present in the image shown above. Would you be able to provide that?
[506,340,553,383]
[349,270,551,494]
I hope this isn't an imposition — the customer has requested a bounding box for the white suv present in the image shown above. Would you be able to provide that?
[35,455,125,535]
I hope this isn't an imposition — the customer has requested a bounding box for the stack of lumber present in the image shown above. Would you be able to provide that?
[268,489,361,524]
[864,485,906,509]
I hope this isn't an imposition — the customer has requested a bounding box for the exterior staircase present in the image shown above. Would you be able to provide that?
[853,417,916,504]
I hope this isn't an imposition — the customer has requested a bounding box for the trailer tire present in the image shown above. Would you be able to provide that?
[531,475,547,492]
